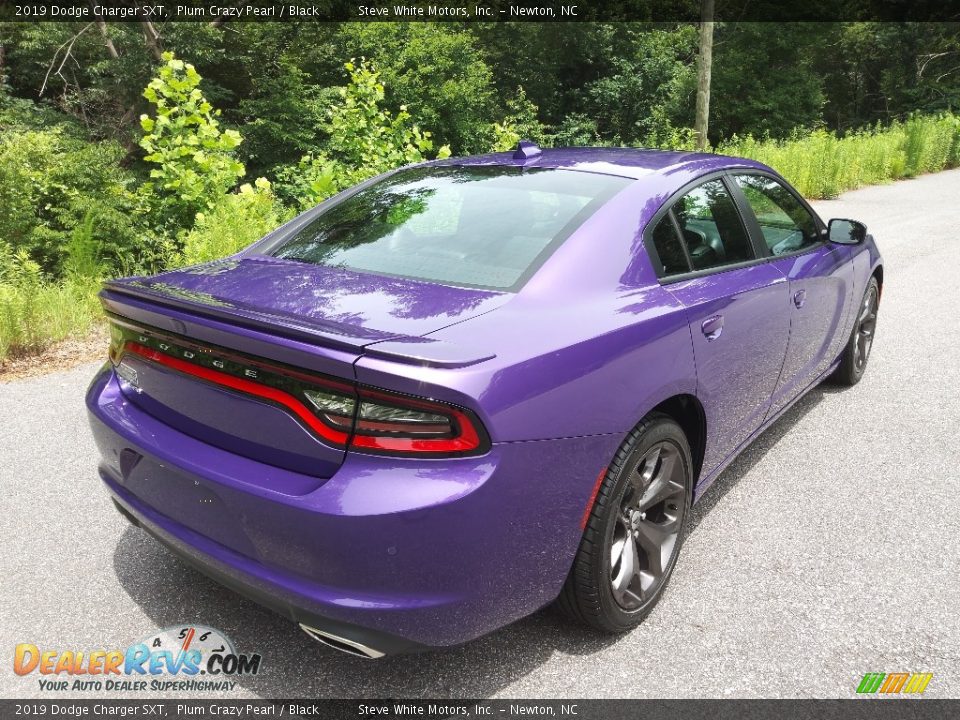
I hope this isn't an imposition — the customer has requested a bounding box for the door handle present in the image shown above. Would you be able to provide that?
[793,289,807,308]
[701,315,724,341]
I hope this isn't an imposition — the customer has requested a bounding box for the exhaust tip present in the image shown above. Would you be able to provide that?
[299,623,386,659]
[111,499,140,527]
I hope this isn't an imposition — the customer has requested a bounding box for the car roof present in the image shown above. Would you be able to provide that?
[426,146,771,181]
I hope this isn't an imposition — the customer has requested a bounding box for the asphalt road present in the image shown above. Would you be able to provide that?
[2,169,959,700]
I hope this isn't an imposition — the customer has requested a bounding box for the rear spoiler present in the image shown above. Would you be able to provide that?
[363,339,495,369]
[101,283,496,369]
[101,282,374,353]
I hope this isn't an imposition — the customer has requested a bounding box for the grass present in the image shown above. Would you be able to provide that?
[0,276,102,363]
[720,113,960,199]
[2,112,959,365]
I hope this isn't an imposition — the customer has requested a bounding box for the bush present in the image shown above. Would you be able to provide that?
[326,59,450,180]
[335,23,496,154]
[551,114,604,147]
[273,153,340,210]
[902,114,958,177]
[276,59,451,209]
[0,126,138,276]
[179,179,288,266]
[62,212,104,280]
[491,87,548,151]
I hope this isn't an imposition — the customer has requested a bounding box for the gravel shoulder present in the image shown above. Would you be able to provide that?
[0,324,107,383]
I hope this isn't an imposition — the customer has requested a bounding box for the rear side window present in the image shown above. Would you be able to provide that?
[650,216,691,276]
[733,174,820,256]
[268,166,630,290]
[672,179,755,270]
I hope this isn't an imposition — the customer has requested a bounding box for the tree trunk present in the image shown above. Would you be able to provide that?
[89,2,120,60]
[694,0,715,151]
[141,21,163,61]
[93,15,120,59]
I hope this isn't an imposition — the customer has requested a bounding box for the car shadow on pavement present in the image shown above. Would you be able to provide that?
[112,523,619,698]
[111,381,842,698]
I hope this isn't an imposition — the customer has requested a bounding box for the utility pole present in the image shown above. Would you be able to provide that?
[694,0,715,151]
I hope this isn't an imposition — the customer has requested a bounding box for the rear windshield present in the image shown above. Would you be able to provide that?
[267,165,630,290]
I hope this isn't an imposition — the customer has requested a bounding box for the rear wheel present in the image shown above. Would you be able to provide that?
[833,277,879,386]
[557,414,692,632]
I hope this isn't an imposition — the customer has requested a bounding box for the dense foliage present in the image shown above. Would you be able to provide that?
[138,52,246,231]
[275,59,451,208]
[0,21,959,361]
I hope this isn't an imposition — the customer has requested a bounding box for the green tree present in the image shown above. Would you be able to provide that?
[817,23,960,131]
[232,60,334,177]
[276,59,450,208]
[578,26,698,144]
[327,59,449,175]
[694,0,715,151]
[138,51,245,231]
[214,23,342,177]
[709,23,826,141]
[491,87,548,150]
[334,23,496,153]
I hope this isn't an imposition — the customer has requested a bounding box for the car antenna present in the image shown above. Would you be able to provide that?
[512,139,542,161]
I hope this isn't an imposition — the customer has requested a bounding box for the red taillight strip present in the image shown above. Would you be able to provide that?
[122,342,351,446]
[354,419,451,435]
[119,340,487,456]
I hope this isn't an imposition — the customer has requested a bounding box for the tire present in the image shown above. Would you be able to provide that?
[833,277,880,387]
[557,413,693,632]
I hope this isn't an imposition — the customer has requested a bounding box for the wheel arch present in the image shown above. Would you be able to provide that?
[650,394,707,486]
[872,263,884,299]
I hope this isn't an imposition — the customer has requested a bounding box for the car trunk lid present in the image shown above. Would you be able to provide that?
[102,258,508,480]
[104,256,509,349]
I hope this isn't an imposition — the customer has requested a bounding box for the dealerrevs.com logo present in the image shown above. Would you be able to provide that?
[14,625,261,693]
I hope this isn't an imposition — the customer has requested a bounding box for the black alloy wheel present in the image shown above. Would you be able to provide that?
[558,413,693,632]
[834,276,880,386]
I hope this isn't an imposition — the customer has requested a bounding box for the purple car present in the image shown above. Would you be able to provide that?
[87,143,882,658]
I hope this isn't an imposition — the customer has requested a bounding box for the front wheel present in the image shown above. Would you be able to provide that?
[833,277,880,386]
[557,414,693,632]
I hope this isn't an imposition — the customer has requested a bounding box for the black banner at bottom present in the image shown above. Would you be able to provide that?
[0,699,956,720]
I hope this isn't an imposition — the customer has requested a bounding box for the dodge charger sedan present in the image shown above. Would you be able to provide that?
[87,143,882,658]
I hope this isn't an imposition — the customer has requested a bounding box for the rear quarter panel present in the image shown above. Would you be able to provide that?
[355,287,696,443]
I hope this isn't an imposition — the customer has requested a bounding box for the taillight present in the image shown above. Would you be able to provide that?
[108,318,488,457]
[348,387,485,456]
[303,389,356,432]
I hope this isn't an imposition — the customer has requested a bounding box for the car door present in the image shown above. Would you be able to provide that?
[729,173,856,418]
[646,176,791,476]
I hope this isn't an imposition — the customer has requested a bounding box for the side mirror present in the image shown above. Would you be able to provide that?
[828,218,867,245]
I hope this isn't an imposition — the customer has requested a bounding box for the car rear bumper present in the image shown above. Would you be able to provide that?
[106,492,423,657]
[87,364,621,652]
